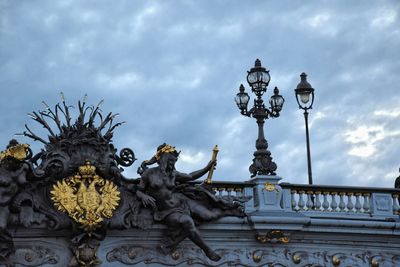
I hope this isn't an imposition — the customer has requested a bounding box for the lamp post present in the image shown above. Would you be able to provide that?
[235,59,285,177]
[294,72,315,185]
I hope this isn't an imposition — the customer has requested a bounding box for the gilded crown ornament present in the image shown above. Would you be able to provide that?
[0,143,30,162]
[50,161,120,232]
[155,144,179,160]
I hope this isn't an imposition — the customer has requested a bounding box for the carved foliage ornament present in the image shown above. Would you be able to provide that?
[50,161,120,231]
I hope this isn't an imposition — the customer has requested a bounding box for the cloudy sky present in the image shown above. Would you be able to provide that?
[1,0,399,187]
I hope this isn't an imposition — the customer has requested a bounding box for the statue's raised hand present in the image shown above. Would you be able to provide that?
[206,159,217,171]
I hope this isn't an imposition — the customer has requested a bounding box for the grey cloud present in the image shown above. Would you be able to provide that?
[0,0,399,187]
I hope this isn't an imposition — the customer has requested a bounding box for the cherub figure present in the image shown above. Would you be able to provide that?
[0,140,31,263]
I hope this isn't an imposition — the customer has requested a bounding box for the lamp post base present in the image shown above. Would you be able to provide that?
[249,149,277,177]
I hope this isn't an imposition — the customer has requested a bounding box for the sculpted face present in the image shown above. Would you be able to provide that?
[159,153,177,173]
[166,154,177,171]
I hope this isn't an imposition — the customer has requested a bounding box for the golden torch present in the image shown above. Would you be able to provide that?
[205,145,219,184]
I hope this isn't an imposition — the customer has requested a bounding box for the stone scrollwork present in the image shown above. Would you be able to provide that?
[14,246,58,267]
[106,245,400,266]
[106,245,245,266]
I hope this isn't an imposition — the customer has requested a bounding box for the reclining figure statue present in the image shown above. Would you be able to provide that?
[135,143,247,261]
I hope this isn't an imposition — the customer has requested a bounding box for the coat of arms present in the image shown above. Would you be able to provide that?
[50,161,120,231]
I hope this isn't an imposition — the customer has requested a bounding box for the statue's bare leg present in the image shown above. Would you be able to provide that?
[189,201,245,220]
[165,213,221,261]
[188,202,225,221]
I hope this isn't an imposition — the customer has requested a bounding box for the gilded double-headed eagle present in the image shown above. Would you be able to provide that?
[50,161,120,231]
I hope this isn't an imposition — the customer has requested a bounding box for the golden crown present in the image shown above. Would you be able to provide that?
[78,161,97,177]
[155,144,178,160]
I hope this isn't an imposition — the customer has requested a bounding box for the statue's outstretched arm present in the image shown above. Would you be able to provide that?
[176,159,216,182]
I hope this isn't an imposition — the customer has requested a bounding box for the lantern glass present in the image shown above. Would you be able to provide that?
[295,88,314,109]
[235,85,250,110]
[247,60,270,94]
[299,91,311,104]
[270,87,284,112]
[295,72,314,110]
[235,93,249,109]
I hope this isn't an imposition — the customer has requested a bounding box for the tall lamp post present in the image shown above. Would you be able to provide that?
[235,59,285,177]
[294,72,315,185]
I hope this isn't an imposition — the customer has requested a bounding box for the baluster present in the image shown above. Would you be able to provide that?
[322,192,330,211]
[235,188,243,197]
[291,190,297,210]
[363,193,370,213]
[393,194,400,215]
[227,188,232,198]
[339,192,346,211]
[219,188,225,197]
[298,191,305,210]
[314,191,322,210]
[330,192,338,211]
[306,191,314,210]
[355,193,362,212]
[346,193,354,212]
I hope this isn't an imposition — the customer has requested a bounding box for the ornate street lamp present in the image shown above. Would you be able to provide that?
[235,59,284,177]
[295,72,315,185]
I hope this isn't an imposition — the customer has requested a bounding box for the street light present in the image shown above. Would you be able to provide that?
[295,72,315,185]
[235,59,284,177]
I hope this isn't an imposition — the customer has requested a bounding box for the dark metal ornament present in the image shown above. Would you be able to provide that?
[294,72,315,185]
[235,59,285,177]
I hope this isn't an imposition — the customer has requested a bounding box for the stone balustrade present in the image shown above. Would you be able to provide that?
[208,178,400,218]
[280,183,400,216]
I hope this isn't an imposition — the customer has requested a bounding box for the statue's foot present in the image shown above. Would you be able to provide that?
[205,250,221,261]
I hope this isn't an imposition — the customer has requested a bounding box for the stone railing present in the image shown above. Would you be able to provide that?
[280,183,400,217]
[208,181,252,197]
[206,176,400,219]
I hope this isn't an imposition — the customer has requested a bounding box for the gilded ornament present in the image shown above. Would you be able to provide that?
[0,143,30,161]
[155,144,179,160]
[279,236,290,243]
[252,251,262,263]
[205,145,219,184]
[371,259,379,267]
[264,183,276,192]
[171,250,180,260]
[332,255,340,266]
[292,253,301,264]
[256,230,289,244]
[50,161,120,231]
